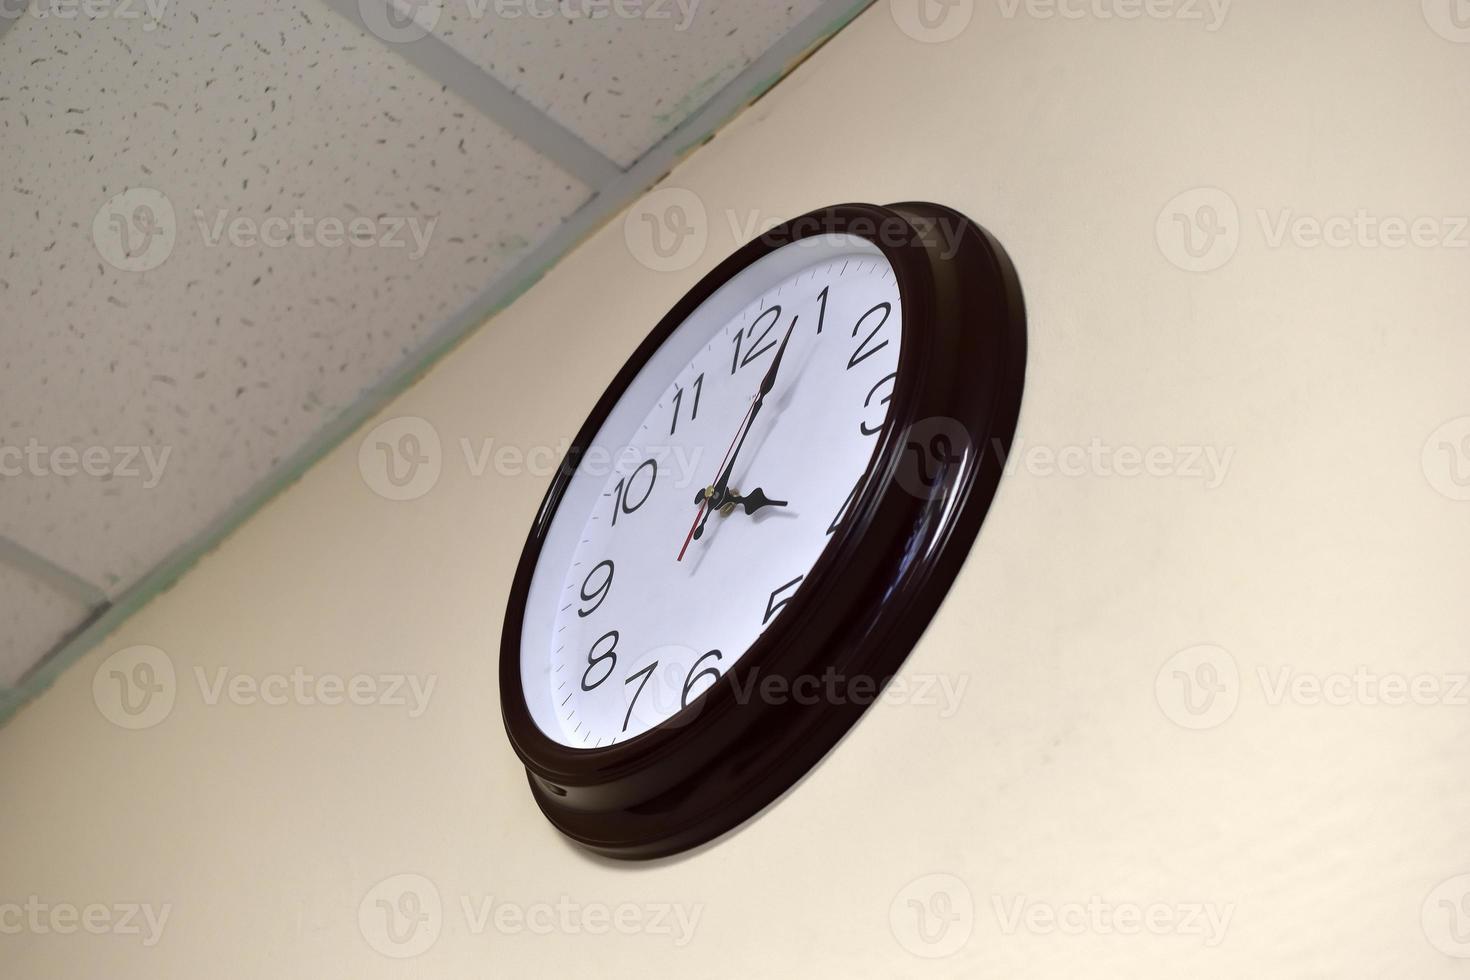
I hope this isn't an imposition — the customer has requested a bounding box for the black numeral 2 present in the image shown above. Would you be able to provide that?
[847,301,891,370]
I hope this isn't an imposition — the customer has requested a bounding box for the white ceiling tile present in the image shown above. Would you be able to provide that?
[0,564,93,689]
[430,0,828,165]
[0,0,590,599]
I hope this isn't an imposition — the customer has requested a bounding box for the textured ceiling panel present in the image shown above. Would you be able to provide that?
[0,564,93,689]
[430,0,829,165]
[0,1,590,610]
[0,0,871,715]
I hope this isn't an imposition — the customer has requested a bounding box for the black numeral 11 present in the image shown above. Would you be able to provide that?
[670,373,703,435]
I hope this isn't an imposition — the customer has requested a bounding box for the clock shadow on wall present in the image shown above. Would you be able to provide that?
[499,201,1027,861]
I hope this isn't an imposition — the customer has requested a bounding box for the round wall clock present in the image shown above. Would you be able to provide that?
[500,202,1026,859]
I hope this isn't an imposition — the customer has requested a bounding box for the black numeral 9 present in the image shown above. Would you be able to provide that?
[578,560,614,618]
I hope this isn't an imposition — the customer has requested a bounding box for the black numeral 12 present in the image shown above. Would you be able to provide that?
[731,305,782,374]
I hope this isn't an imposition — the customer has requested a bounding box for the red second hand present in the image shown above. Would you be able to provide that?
[677,394,758,562]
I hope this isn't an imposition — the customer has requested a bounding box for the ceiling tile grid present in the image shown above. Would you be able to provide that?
[0,564,93,688]
[429,0,830,165]
[0,0,872,712]
[0,1,589,603]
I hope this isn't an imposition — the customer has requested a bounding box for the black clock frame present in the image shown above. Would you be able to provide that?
[499,202,1027,859]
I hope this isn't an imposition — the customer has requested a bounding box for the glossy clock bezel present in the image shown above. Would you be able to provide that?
[499,202,1027,859]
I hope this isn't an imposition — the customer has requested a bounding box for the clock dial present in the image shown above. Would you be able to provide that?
[522,237,902,747]
[501,202,1026,859]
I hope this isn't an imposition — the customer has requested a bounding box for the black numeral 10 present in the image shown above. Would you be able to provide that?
[610,458,658,526]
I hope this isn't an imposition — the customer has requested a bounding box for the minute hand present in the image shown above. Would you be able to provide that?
[712,315,797,493]
[689,316,798,541]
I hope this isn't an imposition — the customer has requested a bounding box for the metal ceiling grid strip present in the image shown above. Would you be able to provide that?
[318,0,625,188]
[0,0,878,727]
[0,537,109,609]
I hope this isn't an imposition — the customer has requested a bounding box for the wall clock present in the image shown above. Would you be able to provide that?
[500,202,1026,859]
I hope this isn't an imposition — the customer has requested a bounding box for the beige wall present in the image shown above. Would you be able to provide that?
[5,2,1470,976]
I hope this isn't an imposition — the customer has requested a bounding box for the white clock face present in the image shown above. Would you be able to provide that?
[520,235,903,748]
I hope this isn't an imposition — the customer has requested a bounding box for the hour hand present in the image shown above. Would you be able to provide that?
[692,485,787,514]
[689,487,787,540]
[731,488,787,516]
